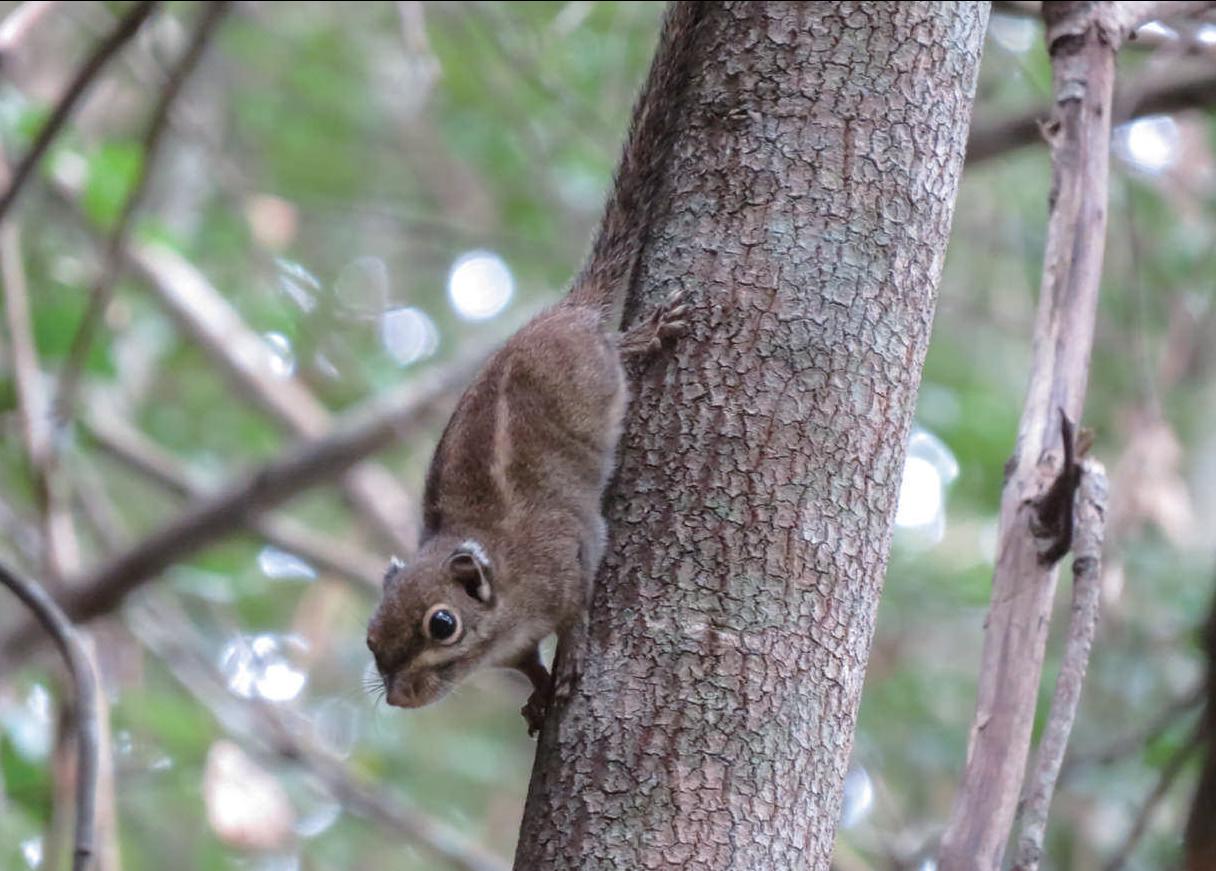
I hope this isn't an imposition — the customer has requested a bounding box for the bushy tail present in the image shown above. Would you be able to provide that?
[566,1,709,329]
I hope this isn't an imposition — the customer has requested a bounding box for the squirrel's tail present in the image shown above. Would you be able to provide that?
[566,1,709,329]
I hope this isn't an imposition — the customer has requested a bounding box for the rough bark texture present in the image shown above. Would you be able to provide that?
[513,4,988,869]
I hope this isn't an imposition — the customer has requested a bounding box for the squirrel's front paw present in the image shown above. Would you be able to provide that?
[521,689,549,737]
[619,288,691,358]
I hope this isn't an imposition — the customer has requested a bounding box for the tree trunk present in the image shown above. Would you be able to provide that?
[514,4,988,869]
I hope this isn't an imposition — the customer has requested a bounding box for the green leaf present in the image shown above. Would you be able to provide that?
[83,141,142,228]
[0,733,51,821]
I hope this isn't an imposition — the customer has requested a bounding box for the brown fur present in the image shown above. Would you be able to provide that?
[366,2,708,733]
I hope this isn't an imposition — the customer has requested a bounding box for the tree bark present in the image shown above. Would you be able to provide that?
[513,4,988,869]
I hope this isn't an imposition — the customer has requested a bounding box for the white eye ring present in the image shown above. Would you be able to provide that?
[422,603,462,645]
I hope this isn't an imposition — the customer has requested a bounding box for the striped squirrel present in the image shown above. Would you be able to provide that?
[366,2,707,734]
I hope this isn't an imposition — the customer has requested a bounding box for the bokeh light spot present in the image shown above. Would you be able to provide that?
[219,634,308,703]
[447,250,514,321]
[1117,115,1179,174]
[380,306,440,366]
[257,546,317,582]
[895,427,959,546]
[263,332,296,379]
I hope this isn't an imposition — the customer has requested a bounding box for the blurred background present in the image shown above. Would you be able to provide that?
[0,3,1213,870]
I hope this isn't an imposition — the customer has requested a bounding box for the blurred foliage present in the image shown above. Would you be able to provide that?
[0,3,1212,870]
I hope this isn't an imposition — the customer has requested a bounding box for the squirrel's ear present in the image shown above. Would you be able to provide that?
[447,544,493,604]
[382,556,405,588]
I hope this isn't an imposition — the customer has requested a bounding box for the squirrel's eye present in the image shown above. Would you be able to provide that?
[423,605,460,645]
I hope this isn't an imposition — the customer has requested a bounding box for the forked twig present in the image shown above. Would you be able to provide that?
[940,3,1122,867]
[0,356,475,661]
[0,0,158,223]
[941,4,1216,866]
[54,0,233,424]
[1012,458,1109,871]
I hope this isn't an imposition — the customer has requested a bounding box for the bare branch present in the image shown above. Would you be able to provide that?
[967,66,1216,166]
[0,560,99,871]
[79,635,119,871]
[0,0,158,224]
[128,597,509,871]
[1101,2,1216,37]
[126,244,422,554]
[1012,458,1109,871]
[1,216,80,585]
[995,0,1216,21]
[1061,684,1202,779]
[939,3,1124,867]
[84,407,385,591]
[71,459,130,555]
[41,137,421,560]
[994,0,1216,46]
[0,356,476,660]
[0,207,88,871]
[0,219,107,864]
[54,0,232,424]
[0,491,43,568]
[49,438,500,871]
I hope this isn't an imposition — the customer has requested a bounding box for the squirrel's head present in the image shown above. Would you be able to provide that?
[365,537,500,709]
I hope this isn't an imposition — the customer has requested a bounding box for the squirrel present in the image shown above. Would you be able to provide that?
[365,2,708,735]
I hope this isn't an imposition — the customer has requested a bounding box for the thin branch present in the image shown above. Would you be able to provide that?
[71,459,130,555]
[44,699,76,871]
[0,213,106,866]
[939,3,1125,868]
[53,445,501,871]
[1059,684,1203,780]
[1012,458,1109,871]
[43,157,424,556]
[0,203,91,871]
[0,490,43,568]
[80,636,120,871]
[0,355,476,661]
[0,560,99,871]
[54,0,232,425]
[0,0,158,224]
[967,66,1216,166]
[84,407,385,591]
[1,213,80,586]
[125,243,422,555]
[1103,730,1201,871]
[1,219,47,478]
[995,0,1216,38]
[128,597,509,871]
[1102,2,1216,35]
[34,456,124,871]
